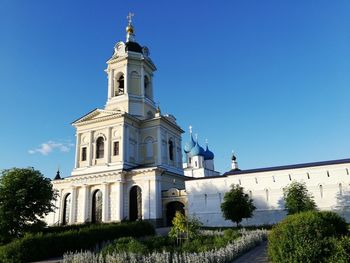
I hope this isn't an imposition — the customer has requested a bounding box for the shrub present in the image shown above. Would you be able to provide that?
[268,211,348,263]
[100,237,148,256]
[63,229,268,263]
[168,212,202,241]
[0,221,155,263]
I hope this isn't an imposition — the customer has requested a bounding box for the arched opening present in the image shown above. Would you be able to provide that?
[129,186,142,221]
[62,193,71,225]
[91,190,103,223]
[144,75,151,98]
[96,137,104,159]
[117,75,125,95]
[166,201,185,226]
[168,139,174,161]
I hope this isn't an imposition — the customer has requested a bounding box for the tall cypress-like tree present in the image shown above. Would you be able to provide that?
[221,184,256,227]
[0,168,57,243]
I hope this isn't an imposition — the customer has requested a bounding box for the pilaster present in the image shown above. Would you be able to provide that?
[69,187,77,224]
[82,184,90,223]
[115,180,124,221]
[102,183,110,222]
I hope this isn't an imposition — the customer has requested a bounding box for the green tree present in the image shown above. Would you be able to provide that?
[168,211,202,241]
[221,184,256,227]
[283,181,317,215]
[0,168,57,243]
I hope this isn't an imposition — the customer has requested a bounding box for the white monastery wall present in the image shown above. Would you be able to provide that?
[185,161,350,226]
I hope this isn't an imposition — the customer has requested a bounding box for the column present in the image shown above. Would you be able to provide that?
[58,189,63,225]
[107,127,112,164]
[115,180,124,221]
[140,66,145,97]
[74,133,81,168]
[156,127,162,165]
[69,187,77,224]
[88,131,93,166]
[82,184,90,223]
[102,183,110,222]
[107,69,114,99]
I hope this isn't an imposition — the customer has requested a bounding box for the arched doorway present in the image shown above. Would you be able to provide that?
[92,190,103,223]
[62,193,71,225]
[129,186,142,221]
[166,201,185,226]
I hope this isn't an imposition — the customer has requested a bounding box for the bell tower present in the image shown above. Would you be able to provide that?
[105,13,157,120]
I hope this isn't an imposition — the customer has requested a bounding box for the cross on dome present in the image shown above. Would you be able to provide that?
[127,12,134,25]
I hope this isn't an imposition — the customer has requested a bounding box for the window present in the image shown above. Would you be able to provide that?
[255,178,258,184]
[265,189,269,201]
[62,193,71,225]
[96,137,104,159]
[144,76,150,98]
[320,185,323,198]
[339,183,343,196]
[288,174,292,181]
[81,147,87,161]
[189,157,192,164]
[168,139,174,161]
[92,190,102,223]
[272,176,275,182]
[113,141,119,156]
[307,173,310,179]
[115,75,124,96]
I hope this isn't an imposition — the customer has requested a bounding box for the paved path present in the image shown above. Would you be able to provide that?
[232,241,268,263]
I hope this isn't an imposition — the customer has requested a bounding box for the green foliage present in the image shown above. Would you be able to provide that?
[220,184,256,226]
[268,211,348,263]
[0,221,155,263]
[142,236,172,252]
[168,211,202,240]
[0,168,57,243]
[100,237,148,256]
[283,181,317,215]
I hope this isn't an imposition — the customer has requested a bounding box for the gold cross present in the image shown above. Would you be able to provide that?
[127,12,134,24]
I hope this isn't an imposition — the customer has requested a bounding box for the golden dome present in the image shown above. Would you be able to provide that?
[126,24,134,34]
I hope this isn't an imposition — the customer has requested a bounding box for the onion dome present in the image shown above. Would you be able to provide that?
[231,152,237,161]
[189,141,205,157]
[54,169,61,180]
[184,133,196,153]
[204,145,215,160]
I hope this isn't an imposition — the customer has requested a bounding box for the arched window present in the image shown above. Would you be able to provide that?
[96,137,104,159]
[129,186,142,221]
[62,193,71,225]
[144,76,151,98]
[92,190,102,223]
[320,185,323,198]
[115,75,124,96]
[168,139,174,161]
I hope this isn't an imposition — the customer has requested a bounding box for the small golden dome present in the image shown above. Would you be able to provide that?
[126,24,134,34]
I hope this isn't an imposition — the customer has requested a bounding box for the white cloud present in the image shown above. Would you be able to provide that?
[28,140,74,155]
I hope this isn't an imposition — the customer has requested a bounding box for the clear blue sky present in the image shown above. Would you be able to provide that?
[1,0,349,179]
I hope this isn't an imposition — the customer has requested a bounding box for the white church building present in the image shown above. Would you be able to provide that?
[45,15,350,227]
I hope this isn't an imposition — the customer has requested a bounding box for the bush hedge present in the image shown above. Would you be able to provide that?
[0,221,155,263]
[268,211,348,263]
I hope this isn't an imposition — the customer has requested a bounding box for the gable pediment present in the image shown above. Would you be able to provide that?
[72,109,123,126]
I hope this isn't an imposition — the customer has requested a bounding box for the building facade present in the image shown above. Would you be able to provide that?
[45,16,350,227]
[45,16,187,227]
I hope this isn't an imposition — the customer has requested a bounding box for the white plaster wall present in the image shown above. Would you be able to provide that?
[185,162,350,226]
